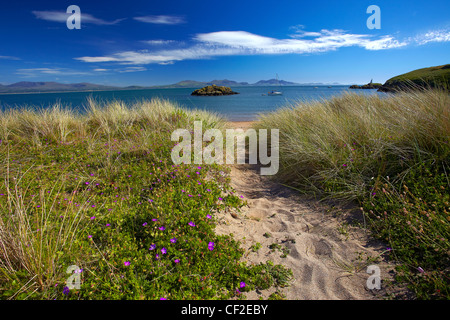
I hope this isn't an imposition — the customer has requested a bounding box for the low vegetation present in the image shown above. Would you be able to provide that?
[0,98,290,300]
[255,89,450,299]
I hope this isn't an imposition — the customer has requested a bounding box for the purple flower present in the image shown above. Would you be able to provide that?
[417,267,425,273]
[160,297,167,300]
[218,197,223,201]
[174,259,180,264]
[90,216,95,220]
[158,226,165,231]
[142,222,148,226]
[63,286,70,295]
[88,235,92,239]
[188,221,195,227]
[206,214,212,219]
[149,244,156,250]
[170,238,177,243]
[152,218,158,222]
[124,261,130,266]
[239,281,246,288]
[208,242,215,251]
[161,247,167,254]
[106,223,110,227]
[155,254,160,260]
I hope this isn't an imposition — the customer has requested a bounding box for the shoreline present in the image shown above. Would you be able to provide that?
[229,121,256,130]
[0,84,351,96]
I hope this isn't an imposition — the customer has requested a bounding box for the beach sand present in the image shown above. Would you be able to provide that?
[227,121,256,130]
[213,122,402,299]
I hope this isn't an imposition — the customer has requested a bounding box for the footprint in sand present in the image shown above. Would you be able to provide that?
[214,161,400,300]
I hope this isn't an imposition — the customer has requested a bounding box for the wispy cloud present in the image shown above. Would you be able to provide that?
[92,67,147,73]
[133,15,185,25]
[117,66,147,73]
[75,27,449,66]
[414,29,450,45]
[142,40,179,45]
[0,55,21,60]
[76,29,408,65]
[195,30,407,52]
[16,67,92,77]
[32,10,125,25]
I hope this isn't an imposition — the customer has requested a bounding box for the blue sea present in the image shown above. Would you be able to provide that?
[0,86,385,121]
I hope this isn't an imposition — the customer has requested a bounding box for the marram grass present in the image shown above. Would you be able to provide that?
[255,89,450,299]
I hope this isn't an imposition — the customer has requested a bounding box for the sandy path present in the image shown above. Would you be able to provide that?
[213,122,400,300]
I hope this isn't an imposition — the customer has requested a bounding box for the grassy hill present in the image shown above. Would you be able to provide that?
[379,64,450,92]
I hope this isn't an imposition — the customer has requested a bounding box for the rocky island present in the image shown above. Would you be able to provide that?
[349,80,382,89]
[191,84,239,96]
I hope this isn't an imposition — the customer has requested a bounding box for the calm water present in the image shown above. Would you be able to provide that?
[0,86,385,121]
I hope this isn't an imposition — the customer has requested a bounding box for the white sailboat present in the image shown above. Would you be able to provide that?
[267,74,282,96]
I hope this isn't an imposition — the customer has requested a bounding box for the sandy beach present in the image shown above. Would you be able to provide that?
[227,121,256,130]
[214,122,402,299]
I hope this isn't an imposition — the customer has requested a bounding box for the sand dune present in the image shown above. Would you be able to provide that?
[213,122,404,300]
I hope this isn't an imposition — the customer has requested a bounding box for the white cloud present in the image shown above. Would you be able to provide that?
[0,55,20,60]
[16,68,91,77]
[142,40,178,45]
[76,27,449,66]
[195,30,408,53]
[361,35,408,50]
[77,56,121,63]
[32,10,124,25]
[414,29,450,45]
[117,66,147,73]
[133,15,185,25]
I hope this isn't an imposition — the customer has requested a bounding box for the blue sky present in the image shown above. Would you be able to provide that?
[0,0,449,86]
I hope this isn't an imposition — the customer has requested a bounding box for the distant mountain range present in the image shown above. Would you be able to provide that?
[0,79,345,94]
[0,81,120,93]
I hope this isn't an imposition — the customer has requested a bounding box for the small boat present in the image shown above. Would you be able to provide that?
[267,73,283,95]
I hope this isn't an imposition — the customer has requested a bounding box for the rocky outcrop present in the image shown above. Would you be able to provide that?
[191,84,239,96]
[349,80,382,90]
